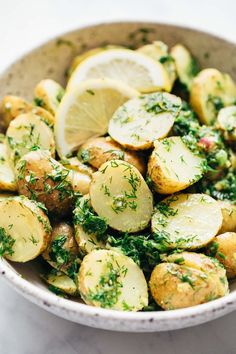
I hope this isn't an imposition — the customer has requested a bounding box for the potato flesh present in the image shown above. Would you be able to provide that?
[0,143,17,191]
[69,170,91,195]
[90,160,153,232]
[34,79,64,115]
[190,69,236,125]
[75,224,105,254]
[0,196,51,262]
[79,249,148,311]
[6,113,55,164]
[217,106,236,142]
[149,259,228,310]
[46,272,77,295]
[152,194,223,249]
[109,93,181,150]
[218,201,236,234]
[148,137,205,194]
[79,137,146,175]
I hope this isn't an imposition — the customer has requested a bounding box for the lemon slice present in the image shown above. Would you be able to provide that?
[55,78,138,157]
[67,49,170,93]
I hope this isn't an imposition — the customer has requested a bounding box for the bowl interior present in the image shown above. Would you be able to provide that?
[0,21,236,332]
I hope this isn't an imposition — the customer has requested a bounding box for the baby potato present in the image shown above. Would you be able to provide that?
[152,194,223,249]
[61,157,94,176]
[137,41,177,91]
[34,79,65,115]
[218,201,236,233]
[109,92,181,150]
[15,150,75,216]
[43,222,78,274]
[78,137,146,175]
[149,253,228,310]
[0,95,33,130]
[90,160,153,233]
[170,44,198,90]
[0,196,51,262]
[190,68,236,125]
[6,113,55,165]
[208,232,236,278]
[45,270,77,296]
[78,249,148,311]
[148,136,205,194]
[69,170,91,195]
[0,140,17,191]
[217,106,236,143]
[30,106,55,127]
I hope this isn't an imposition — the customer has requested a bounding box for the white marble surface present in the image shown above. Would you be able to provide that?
[0,0,236,353]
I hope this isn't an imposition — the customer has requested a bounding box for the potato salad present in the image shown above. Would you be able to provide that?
[0,40,235,312]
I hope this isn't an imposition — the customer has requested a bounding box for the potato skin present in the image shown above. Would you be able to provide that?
[79,137,146,175]
[15,150,75,216]
[0,95,32,130]
[150,253,228,310]
[43,222,78,273]
[208,232,236,279]
[218,201,236,233]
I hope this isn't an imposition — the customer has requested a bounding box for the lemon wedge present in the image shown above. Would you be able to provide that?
[67,48,170,93]
[55,78,138,157]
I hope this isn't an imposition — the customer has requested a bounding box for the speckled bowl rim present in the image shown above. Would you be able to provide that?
[0,21,236,332]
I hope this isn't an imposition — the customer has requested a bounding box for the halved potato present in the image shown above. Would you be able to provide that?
[190,68,236,125]
[30,106,55,127]
[0,95,33,130]
[78,136,146,175]
[90,160,153,232]
[109,92,181,150]
[69,170,91,195]
[149,252,228,310]
[6,113,55,164]
[34,79,65,115]
[78,249,148,311]
[217,106,236,143]
[75,224,105,254]
[148,136,205,194]
[207,232,236,278]
[0,141,17,191]
[152,193,223,249]
[45,270,77,295]
[218,201,236,233]
[42,222,78,274]
[138,41,176,90]
[170,44,198,90]
[15,150,74,216]
[61,157,94,176]
[0,196,51,262]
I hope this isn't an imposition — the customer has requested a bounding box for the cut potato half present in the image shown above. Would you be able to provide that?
[0,196,51,262]
[55,78,138,158]
[109,93,181,150]
[67,48,170,92]
[79,249,148,311]
[150,253,228,310]
[190,68,236,125]
[152,193,223,249]
[0,141,17,191]
[90,160,153,232]
[34,79,65,115]
[78,136,146,175]
[137,41,176,90]
[45,271,77,295]
[6,113,55,164]
[75,224,105,254]
[217,106,236,142]
[170,44,198,90]
[148,136,205,194]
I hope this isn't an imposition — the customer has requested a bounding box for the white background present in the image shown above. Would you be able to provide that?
[0,0,236,353]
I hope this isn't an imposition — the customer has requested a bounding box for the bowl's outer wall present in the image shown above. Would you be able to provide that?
[0,22,236,332]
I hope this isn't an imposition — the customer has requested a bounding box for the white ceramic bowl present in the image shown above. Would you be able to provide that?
[0,22,236,332]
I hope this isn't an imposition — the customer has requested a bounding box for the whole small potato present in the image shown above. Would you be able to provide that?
[43,222,78,274]
[208,232,236,278]
[150,252,228,310]
[218,201,236,234]
[15,150,75,216]
[78,136,146,175]
[0,95,32,130]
